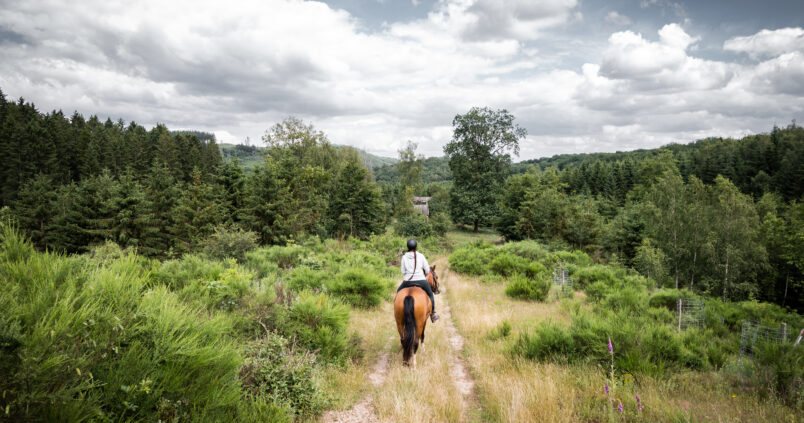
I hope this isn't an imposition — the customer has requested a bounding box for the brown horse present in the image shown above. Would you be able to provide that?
[394,265,440,367]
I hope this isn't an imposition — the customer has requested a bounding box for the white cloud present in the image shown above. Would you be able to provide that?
[724,27,804,60]
[0,2,802,160]
[605,11,631,26]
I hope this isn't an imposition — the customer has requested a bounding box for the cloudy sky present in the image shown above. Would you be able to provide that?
[1,0,802,159]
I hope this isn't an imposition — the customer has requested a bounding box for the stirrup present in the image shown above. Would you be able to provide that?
[431,312,440,323]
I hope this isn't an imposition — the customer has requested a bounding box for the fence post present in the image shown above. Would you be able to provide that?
[781,323,787,342]
[795,329,803,347]
[678,299,682,331]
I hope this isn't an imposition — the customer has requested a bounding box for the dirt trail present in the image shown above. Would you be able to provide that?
[321,336,393,423]
[439,268,474,399]
[322,262,476,422]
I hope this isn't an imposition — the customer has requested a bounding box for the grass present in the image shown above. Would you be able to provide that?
[446,227,502,246]
[445,267,801,422]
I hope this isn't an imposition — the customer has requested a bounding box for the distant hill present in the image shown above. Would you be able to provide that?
[219,143,399,172]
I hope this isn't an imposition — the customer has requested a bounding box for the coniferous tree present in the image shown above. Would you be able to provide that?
[13,174,57,249]
[327,159,384,239]
[171,168,223,253]
[140,162,179,257]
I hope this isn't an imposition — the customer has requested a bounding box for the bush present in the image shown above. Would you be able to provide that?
[201,225,259,262]
[648,289,694,310]
[180,263,253,311]
[246,244,308,273]
[505,273,550,301]
[487,321,512,340]
[394,213,433,238]
[0,228,283,421]
[430,212,451,236]
[500,240,549,261]
[287,267,327,292]
[240,334,327,418]
[514,322,574,361]
[449,247,487,275]
[327,267,389,308]
[575,265,617,288]
[282,292,351,363]
[489,253,528,277]
[152,254,226,290]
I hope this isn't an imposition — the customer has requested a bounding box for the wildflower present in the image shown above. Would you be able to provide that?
[608,338,613,354]
[617,401,623,413]
[731,394,736,399]
[636,394,642,412]
[604,382,609,395]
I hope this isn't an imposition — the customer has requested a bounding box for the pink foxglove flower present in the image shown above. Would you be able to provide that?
[608,338,613,354]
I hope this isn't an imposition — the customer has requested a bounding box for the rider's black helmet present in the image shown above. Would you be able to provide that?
[406,238,417,251]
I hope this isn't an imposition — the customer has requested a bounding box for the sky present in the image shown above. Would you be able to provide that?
[1,0,803,160]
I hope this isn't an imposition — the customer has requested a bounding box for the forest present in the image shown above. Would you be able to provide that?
[0,92,802,421]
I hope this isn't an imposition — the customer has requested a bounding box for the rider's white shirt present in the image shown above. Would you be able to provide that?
[400,251,430,281]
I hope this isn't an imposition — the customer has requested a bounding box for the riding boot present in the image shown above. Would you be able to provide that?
[430,312,440,322]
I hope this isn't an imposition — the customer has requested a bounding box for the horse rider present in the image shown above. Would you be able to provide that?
[397,238,439,323]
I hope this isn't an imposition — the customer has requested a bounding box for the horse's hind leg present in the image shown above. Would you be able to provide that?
[420,329,425,352]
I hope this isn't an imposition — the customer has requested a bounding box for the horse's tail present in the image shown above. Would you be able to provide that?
[402,295,417,364]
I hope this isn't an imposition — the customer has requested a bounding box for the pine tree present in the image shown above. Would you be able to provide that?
[171,168,223,253]
[327,160,384,239]
[13,174,57,249]
[140,161,179,257]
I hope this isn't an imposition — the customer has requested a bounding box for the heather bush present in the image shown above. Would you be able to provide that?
[327,267,390,308]
[201,224,259,262]
[505,273,550,301]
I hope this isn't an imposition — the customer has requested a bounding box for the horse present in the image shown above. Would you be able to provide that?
[394,265,440,367]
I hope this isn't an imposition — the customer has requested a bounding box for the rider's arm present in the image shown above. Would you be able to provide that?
[400,254,407,277]
[422,255,430,276]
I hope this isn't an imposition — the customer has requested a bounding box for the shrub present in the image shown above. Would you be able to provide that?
[327,267,389,309]
[500,240,548,261]
[449,247,487,275]
[287,267,327,292]
[394,213,433,238]
[246,244,308,274]
[430,212,451,236]
[505,273,550,301]
[601,286,648,314]
[514,322,574,361]
[201,225,258,262]
[151,254,226,290]
[487,321,512,340]
[240,334,327,417]
[283,292,351,363]
[180,263,253,311]
[648,289,695,311]
[575,265,617,288]
[584,281,610,302]
[0,229,283,421]
[489,253,529,277]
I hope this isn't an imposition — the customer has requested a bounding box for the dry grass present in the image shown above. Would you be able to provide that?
[446,268,802,423]
[320,302,397,412]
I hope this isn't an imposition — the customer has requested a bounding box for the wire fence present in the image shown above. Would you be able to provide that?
[738,320,789,357]
[677,298,705,330]
[552,267,573,298]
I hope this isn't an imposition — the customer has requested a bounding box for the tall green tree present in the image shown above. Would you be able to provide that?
[398,140,423,192]
[327,159,384,239]
[705,176,766,301]
[171,168,223,253]
[445,107,525,232]
[645,170,685,289]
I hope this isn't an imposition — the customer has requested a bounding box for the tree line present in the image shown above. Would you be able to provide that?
[1,91,385,257]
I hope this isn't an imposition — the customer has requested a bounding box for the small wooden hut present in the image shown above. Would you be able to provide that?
[412,196,431,218]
